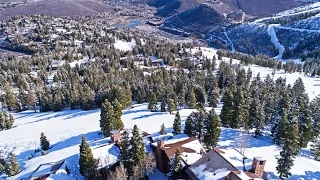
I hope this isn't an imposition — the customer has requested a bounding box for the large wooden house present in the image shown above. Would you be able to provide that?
[150,134,205,174]
[185,148,267,180]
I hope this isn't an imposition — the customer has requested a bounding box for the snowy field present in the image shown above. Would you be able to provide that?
[1,47,320,179]
[0,103,319,179]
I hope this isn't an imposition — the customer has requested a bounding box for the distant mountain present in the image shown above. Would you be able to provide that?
[0,0,113,20]
[208,2,320,59]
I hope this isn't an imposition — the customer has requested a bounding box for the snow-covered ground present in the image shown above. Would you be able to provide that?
[1,102,319,179]
[114,39,136,51]
[1,47,320,179]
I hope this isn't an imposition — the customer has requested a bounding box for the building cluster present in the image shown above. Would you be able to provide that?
[24,129,267,180]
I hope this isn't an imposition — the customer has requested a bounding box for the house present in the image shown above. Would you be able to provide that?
[226,10,246,23]
[185,148,266,180]
[150,134,205,174]
[26,160,68,180]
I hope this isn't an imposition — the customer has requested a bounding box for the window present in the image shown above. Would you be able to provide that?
[259,161,264,165]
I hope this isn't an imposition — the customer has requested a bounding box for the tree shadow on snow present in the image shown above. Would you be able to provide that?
[122,109,148,115]
[266,171,320,180]
[21,109,98,126]
[219,128,276,149]
[132,112,167,120]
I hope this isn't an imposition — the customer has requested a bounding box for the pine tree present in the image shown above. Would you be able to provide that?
[148,92,158,112]
[79,135,97,179]
[311,95,320,139]
[161,98,166,112]
[168,99,177,114]
[160,123,166,135]
[187,88,197,109]
[113,99,124,131]
[208,88,220,108]
[8,152,20,176]
[119,130,133,178]
[232,87,247,128]
[130,125,146,178]
[178,85,186,108]
[299,106,312,148]
[40,132,50,151]
[276,121,300,179]
[204,110,221,150]
[168,149,182,180]
[173,112,181,135]
[6,114,14,129]
[4,86,18,111]
[311,138,320,161]
[184,115,193,136]
[220,89,233,127]
[100,99,114,136]
[0,112,5,130]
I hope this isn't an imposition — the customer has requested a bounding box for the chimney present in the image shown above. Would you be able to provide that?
[157,140,164,149]
[111,131,121,143]
[251,157,266,178]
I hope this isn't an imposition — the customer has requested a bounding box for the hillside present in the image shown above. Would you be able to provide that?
[162,4,224,35]
[208,2,320,59]
[1,47,320,179]
[0,0,113,20]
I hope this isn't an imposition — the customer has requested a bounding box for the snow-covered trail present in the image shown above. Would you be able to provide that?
[267,24,285,59]
[223,31,235,52]
[276,25,320,33]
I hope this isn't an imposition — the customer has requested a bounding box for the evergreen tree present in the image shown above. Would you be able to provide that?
[160,123,166,135]
[184,111,207,141]
[100,99,114,136]
[173,112,181,135]
[40,132,50,151]
[5,114,14,129]
[4,86,17,111]
[130,125,146,178]
[168,149,182,180]
[168,99,177,114]
[80,85,95,110]
[232,87,247,128]
[119,130,133,178]
[161,98,166,112]
[187,88,197,109]
[220,89,233,127]
[204,110,221,150]
[178,85,186,108]
[148,92,158,112]
[7,152,20,176]
[311,138,320,161]
[276,121,300,179]
[113,99,124,131]
[208,88,220,108]
[299,106,312,148]
[311,95,320,139]
[79,136,97,179]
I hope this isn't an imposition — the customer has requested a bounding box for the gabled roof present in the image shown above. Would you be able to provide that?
[151,134,205,165]
[185,148,261,180]
[28,160,66,178]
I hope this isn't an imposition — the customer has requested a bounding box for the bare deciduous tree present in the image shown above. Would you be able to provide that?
[237,130,250,155]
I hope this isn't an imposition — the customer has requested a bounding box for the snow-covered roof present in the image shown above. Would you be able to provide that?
[91,144,120,169]
[218,148,252,171]
[186,148,262,180]
[151,134,205,166]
